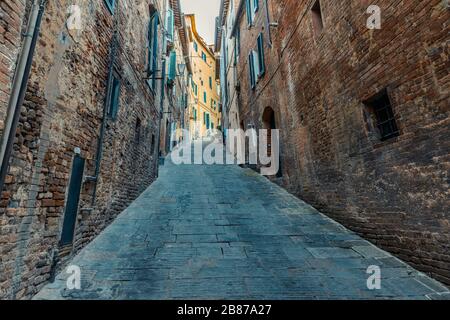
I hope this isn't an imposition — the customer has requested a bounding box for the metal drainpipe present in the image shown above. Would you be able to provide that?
[155,57,166,175]
[90,29,119,206]
[0,0,47,193]
[264,0,273,47]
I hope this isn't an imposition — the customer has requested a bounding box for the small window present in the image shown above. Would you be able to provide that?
[206,113,210,129]
[209,77,213,89]
[364,90,400,141]
[193,42,198,52]
[202,52,207,62]
[151,134,155,153]
[311,0,324,36]
[203,91,207,103]
[248,52,256,89]
[135,118,141,144]
[108,75,120,120]
[104,0,115,14]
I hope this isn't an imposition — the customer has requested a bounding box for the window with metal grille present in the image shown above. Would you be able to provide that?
[364,90,399,141]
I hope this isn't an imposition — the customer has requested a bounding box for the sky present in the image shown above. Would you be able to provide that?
[180,0,221,45]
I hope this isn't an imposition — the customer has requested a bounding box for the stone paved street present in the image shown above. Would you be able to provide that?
[35,143,450,300]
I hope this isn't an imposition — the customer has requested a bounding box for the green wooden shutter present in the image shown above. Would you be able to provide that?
[151,14,159,90]
[253,0,259,12]
[257,33,265,76]
[166,8,174,42]
[168,50,177,82]
[246,0,252,25]
[104,0,115,14]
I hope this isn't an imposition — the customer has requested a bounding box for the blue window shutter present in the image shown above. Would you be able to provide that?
[209,77,212,89]
[257,33,265,76]
[160,59,166,103]
[104,0,115,14]
[166,8,174,42]
[203,91,207,103]
[152,13,159,90]
[168,50,177,81]
[253,0,259,12]
[246,0,252,25]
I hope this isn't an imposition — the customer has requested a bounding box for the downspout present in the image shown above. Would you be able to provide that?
[155,57,166,174]
[89,29,119,205]
[0,0,47,193]
[264,0,273,47]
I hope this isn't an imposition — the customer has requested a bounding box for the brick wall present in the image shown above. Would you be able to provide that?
[234,0,449,285]
[0,0,29,135]
[0,0,165,299]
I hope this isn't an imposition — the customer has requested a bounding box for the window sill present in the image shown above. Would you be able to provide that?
[371,133,401,149]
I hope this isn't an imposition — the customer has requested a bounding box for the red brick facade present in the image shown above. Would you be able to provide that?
[0,0,165,298]
[233,0,449,285]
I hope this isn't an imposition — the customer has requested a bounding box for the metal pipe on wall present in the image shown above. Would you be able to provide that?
[0,0,47,193]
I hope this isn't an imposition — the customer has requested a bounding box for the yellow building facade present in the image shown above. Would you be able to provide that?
[185,14,221,140]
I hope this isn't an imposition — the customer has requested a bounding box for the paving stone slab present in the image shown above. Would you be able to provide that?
[34,147,450,300]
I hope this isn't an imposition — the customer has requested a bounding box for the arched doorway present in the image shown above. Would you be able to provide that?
[262,107,282,177]
[262,107,276,158]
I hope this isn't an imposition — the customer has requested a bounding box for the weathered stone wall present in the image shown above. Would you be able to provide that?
[235,0,449,285]
[0,0,165,299]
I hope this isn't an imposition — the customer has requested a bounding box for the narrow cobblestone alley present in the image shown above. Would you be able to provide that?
[34,142,450,300]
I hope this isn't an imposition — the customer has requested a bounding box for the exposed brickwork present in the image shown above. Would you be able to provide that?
[0,0,28,135]
[0,0,167,299]
[231,0,449,285]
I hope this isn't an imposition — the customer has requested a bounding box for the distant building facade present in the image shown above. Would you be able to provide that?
[185,14,221,140]
[159,0,192,155]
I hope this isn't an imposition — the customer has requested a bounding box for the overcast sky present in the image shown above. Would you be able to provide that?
[180,0,221,45]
